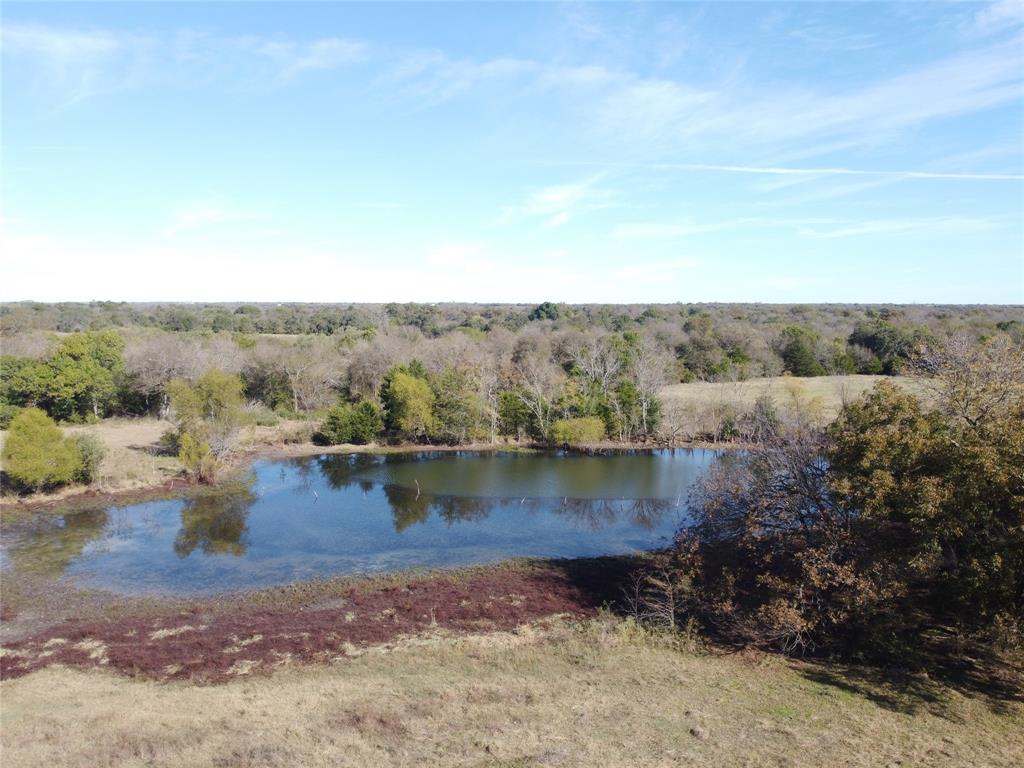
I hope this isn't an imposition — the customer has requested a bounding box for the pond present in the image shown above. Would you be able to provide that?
[0,449,714,595]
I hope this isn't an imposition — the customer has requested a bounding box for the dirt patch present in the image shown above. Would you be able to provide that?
[0,567,596,683]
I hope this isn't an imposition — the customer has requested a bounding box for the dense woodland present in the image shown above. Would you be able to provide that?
[2,302,1022,453]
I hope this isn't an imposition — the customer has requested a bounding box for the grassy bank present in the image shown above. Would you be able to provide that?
[2,614,1022,768]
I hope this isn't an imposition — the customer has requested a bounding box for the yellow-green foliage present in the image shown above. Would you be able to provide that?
[551,416,605,446]
[386,371,435,439]
[178,432,218,483]
[71,433,106,484]
[166,369,244,433]
[1,407,81,491]
[166,370,245,457]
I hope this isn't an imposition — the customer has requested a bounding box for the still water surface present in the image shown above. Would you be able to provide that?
[1,450,713,595]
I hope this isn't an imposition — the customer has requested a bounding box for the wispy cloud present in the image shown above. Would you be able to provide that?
[788,24,879,52]
[972,0,1024,35]
[6,17,1021,170]
[380,52,538,107]
[589,35,1023,159]
[165,198,261,235]
[1,22,147,103]
[564,161,1024,182]
[612,221,721,240]
[798,216,1005,240]
[1,22,370,99]
[244,37,368,79]
[511,177,615,227]
[2,22,120,60]
[612,215,1013,242]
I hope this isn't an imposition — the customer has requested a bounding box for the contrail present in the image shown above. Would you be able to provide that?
[561,161,1024,181]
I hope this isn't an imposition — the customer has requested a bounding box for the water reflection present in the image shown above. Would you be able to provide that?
[173,478,257,558]
[1,449,713,594]
[310,453,675,534]
[316,454,376,494]
[380,493,672,533]
[2,507,109,576]
[383,483,432,532]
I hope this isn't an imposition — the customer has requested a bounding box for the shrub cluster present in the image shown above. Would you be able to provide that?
[316,401,384,445]
[1,408,106,492]
[165,369,246,483]
[550,417,606,446]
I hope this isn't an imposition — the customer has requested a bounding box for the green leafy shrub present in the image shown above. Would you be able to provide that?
[551,417,605,446]
[498,390,534,439]
[778,326,825,377]
[178,432,218,483]
[72,433,106,484]
[1,332,125,422]
[317,400,383,445]
[716,407,740,441]
[429,367,486,444]
[167,369,245,456]
[157,428,182,456]
[1,408,81,491]
[381,368,435,440]
[528,301,560,321]
[317,404,352,445]
[0,403,22,429]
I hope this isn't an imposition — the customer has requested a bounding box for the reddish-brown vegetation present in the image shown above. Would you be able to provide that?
[0,567,597,682]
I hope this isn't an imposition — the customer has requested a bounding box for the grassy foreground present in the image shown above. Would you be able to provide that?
[2,616,1021,768]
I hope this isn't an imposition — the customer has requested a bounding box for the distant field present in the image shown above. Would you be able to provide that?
[659,375,927,439]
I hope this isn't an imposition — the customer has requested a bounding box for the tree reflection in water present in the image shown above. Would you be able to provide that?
[381,490,669,533]
[528,496,669,530]
[174,476,257,558]
[624,498,671,530]
[432,495,492,525]
[383,483,431,532]
[4,507,110,576]
[309,452,672,533]
[315,454,379,492]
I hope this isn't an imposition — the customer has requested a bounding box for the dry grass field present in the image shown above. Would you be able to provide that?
[2,616,1021,768]
[659,375,927,440]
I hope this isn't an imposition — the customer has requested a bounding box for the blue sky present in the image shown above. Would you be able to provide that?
[2,1,1022,303]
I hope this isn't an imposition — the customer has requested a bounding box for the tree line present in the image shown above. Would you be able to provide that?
[4,304,1019,429]
[3,302,1021,382]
